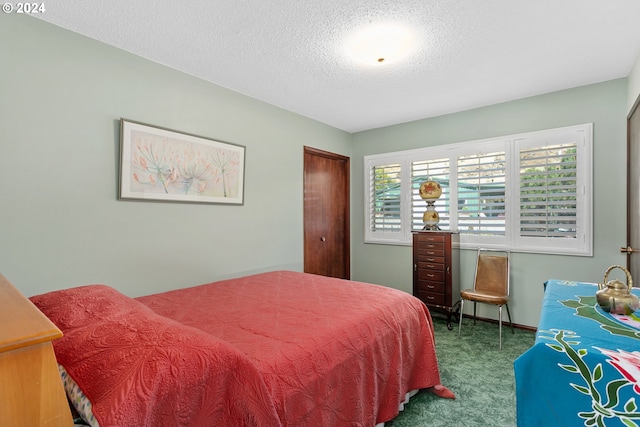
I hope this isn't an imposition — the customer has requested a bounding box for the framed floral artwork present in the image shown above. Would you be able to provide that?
[119,119,245,205]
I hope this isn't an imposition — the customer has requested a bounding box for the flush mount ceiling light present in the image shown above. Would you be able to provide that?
[345,23,416,65]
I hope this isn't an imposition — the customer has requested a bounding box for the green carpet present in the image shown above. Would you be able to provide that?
[386,316,536,427]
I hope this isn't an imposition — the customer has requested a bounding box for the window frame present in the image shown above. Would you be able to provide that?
[363,123,593,256]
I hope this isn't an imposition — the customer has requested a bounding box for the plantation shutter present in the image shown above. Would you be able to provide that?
[519,142,578,239]
[457,151,506,236]
[369,163,402,232]
[411,159,450,230]
[363,123,591,255]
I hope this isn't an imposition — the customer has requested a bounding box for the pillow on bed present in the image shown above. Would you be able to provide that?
[58,363,97,427]
[30,285,280,427]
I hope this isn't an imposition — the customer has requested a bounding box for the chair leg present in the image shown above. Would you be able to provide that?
[458,299,464,336]
[473,302,477,325]
[505,303,514,334]
[499,305,503,350]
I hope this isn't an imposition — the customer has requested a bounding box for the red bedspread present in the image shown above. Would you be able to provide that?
[31,284,281,427]
[31,271,450,427]
[137,271,448,426]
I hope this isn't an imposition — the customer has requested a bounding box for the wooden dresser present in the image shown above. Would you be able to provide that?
[412,231,460,329]
[0,274,73,427]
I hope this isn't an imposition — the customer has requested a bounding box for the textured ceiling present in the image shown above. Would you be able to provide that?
[34,1,640,133]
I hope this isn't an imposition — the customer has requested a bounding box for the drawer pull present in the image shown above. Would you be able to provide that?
[427,285,435,289]
[427,273,435,278]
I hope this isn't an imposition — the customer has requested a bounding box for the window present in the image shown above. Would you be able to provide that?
[411,158,451,231]
[371,163,401,233]
[457,150,506,237]
[364,124,592,256]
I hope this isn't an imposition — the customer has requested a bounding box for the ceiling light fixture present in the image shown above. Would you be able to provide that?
[345,23,416,65]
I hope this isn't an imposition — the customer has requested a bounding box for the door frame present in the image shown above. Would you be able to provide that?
[625,92,640,271]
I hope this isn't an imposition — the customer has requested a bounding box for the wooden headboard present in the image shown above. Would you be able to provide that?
[0,274,73,427]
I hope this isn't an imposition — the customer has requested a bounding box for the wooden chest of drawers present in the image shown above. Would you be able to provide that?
[0,274,73,427]
[412,231,459,329]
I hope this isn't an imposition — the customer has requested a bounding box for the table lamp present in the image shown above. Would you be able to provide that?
[419,180,442,230]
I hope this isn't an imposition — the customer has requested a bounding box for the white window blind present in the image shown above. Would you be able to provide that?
[365,153,412,244]
[513,128,589,254]
[363,123,592,255]
[411,159,450,231]
[519,143,577,238]
[457,151,506,236]
[370,164,402,232]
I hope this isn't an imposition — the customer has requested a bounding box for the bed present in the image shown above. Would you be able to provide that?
[25,270,454,427]
[514,279,640,427]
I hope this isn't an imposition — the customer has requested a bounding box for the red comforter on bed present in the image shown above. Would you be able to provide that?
[31,271,450,427]
[138,271,449,426]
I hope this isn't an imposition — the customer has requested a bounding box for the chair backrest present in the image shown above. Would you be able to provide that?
[473,249,510,296]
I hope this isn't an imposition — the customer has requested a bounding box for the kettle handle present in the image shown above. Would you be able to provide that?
[603,265,633,289]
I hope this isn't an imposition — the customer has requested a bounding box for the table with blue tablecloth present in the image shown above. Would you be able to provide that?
[515,279,640,427]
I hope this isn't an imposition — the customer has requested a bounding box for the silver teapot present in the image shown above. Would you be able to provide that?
[596,265,639,315]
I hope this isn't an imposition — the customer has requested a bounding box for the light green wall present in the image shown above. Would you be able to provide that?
[0,15,351,297]
[351,79,629,327]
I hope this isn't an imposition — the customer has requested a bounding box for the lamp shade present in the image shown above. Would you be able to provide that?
[419,180,442,200]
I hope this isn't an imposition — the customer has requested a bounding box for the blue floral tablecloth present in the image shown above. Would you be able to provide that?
[515,279,640,427]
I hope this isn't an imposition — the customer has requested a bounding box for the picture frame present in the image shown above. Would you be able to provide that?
[119,119,245,205]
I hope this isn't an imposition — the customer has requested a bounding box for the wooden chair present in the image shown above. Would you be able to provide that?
[458,248,513,349]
